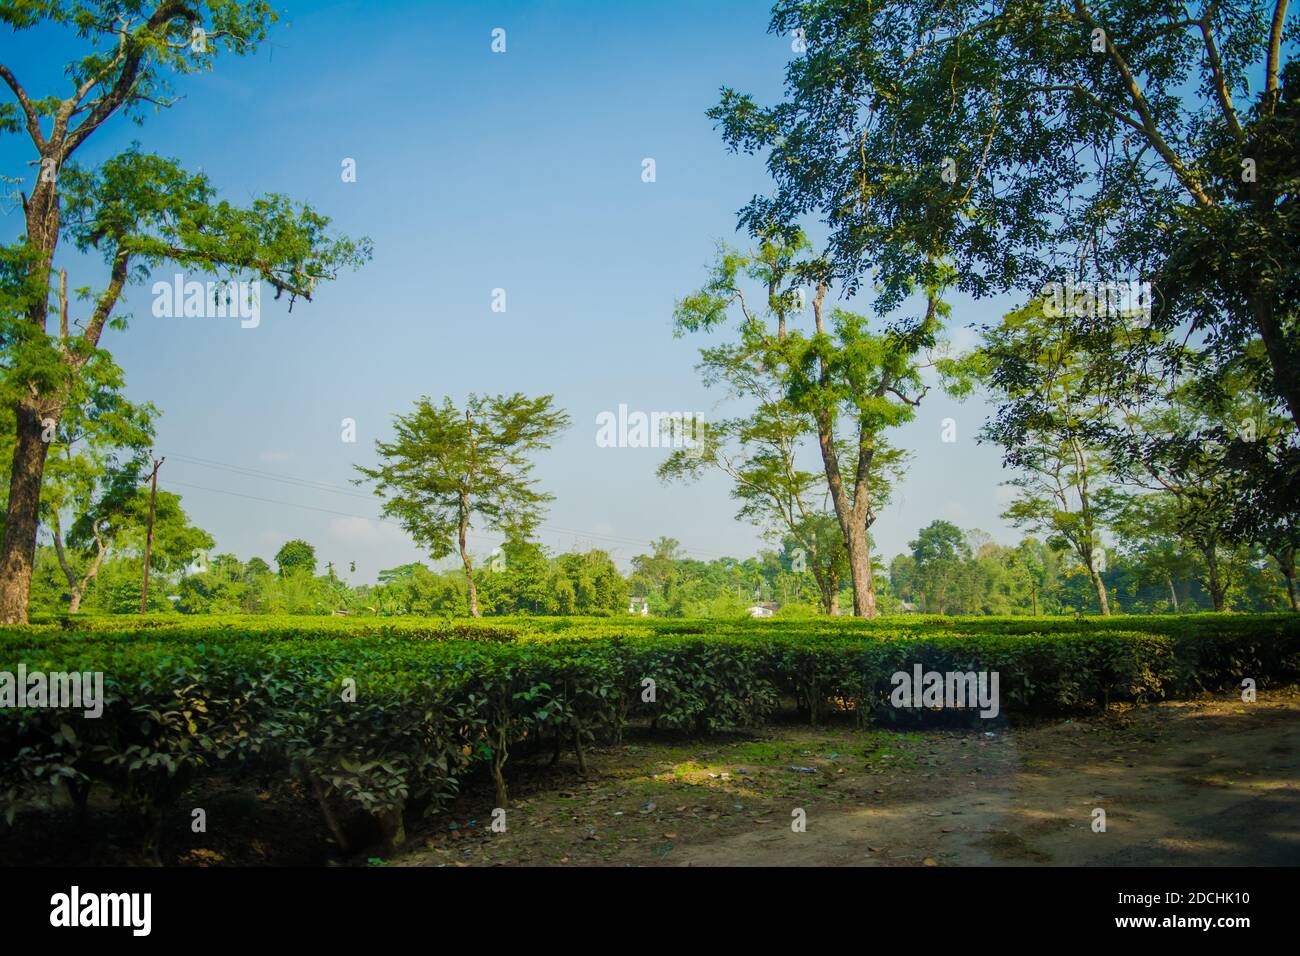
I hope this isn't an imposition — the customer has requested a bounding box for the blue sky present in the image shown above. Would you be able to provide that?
[3,0,1022,582]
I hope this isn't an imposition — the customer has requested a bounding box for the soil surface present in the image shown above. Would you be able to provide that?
[395,687,1300,867]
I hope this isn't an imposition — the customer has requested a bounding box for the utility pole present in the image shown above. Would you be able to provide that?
[139,453,165,614]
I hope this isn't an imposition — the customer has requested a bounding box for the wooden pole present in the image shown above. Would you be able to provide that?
[139,454,164,614]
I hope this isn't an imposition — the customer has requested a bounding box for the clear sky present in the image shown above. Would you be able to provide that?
[3,0,1023,582]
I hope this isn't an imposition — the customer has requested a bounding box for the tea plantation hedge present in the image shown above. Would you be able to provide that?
[2,613,1297,855]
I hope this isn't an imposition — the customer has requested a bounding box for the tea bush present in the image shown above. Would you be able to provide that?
[2,613,1296,858]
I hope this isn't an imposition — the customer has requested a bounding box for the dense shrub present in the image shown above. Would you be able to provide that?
[2,613,1297,857]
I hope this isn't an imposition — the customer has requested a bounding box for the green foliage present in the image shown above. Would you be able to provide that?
[274,540,317,577]
[3,612,1296,851]
[354,393,571,617]
[0,4,371,625]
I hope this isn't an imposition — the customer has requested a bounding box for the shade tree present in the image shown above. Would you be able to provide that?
[355,393,570,618]
[0,3,370,624]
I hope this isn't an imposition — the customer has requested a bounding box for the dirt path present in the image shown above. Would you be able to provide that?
[396,688,1300,867]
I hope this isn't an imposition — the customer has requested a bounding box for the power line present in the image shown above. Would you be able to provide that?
[167,453,376,500]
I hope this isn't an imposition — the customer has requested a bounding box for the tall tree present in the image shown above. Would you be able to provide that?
[908,520,976,614]
[3,272,158,612]
[0,4,370,623]
[355,394,570,618]
[674,235,968,616]
[50,456,144,613]
[658,373,872,616]
[711,0,1297,433]
[629,536,683,612]
[982,300,1126,614]
[998,433,1118,615]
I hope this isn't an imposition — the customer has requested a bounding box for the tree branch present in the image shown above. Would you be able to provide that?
[1071,0,1215,209]
[63,1,201,158]
[1195,8,1245,143]
[0,63,47,151]
[1265,0,1289,111]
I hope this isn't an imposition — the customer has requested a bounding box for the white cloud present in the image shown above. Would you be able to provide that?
[328,516,404,544]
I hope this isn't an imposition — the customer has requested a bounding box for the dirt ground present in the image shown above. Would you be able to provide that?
[5,688,1296,866]
[393,687,1300,867]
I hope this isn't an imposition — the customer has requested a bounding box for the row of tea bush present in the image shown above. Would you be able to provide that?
[2,613,1297,856]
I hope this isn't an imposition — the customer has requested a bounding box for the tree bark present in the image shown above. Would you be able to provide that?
[1167,574,1180,613]
[808,547,840,616]
[458,490,480,618]
[810,404,879,617]
[811,407,877,616]
[0,407,53,624]
[845,516,878,618]
[0,135,63,625]
[51,512,108,616]
[824,565,841,616]
[1088,562,1111,616]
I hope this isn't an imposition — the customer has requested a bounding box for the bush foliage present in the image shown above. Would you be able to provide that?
[3,613,1297,855]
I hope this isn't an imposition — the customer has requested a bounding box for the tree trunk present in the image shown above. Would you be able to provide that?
[310,774,351,855]
[1167,574,1180,613]
[53,518,106,617]
[1204,547,1226,612]
[1088,564,1111,616]
[811,408,878,619]
[51,511,80,612]
[0,406,54,624]
[1,43,171,626]
[492,730,509,808]
[458,492,480,618]
[846,517,878,618]
[1250,292,1300,433]
[1275,548,1297,612]
[808,280,878,618]
[810,560,839,616]
[0,164,62,626]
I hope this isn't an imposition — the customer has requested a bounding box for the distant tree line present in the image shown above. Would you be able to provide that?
[26,518,1294,618]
